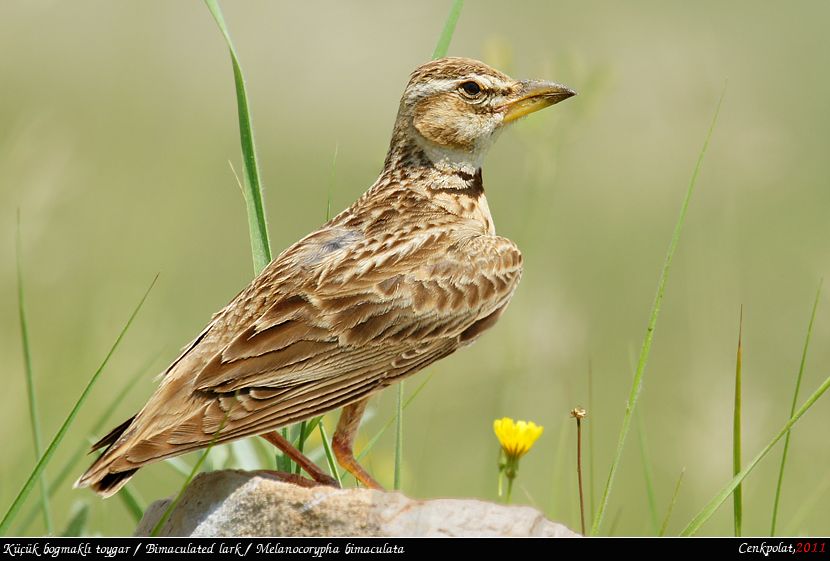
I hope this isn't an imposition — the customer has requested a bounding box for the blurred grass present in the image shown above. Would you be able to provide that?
[204,0,271,274]
[659,467,685,536]
[771,280,822,535]
[733,307,743,536]
[205,0,313,476]
[117,485,145,525]
[591,84,725,536]
[1,1,830,536]
[319,424,342,487]
[15,354,157,533]
[151,404,233,537]
[0,277,157,534]
[432,0,464,60]
[681,371,830,535]
[16,214,52,534]
[637,411,658,534]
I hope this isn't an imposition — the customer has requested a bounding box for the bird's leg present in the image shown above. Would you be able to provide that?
[260,430,339,487]
[333,398,384,490]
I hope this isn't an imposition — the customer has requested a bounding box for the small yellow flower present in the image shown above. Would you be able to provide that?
[493,417,544,459]
[493,417,544,503]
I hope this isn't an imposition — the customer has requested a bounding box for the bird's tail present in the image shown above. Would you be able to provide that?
[74,415,139,498]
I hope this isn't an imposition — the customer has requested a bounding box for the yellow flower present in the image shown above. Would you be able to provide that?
[493,417,544,460]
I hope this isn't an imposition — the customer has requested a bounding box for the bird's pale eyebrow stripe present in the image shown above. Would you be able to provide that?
[405,76,511,101]
[405,79,459,100]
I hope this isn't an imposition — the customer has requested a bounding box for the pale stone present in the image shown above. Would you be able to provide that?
[135,470,578,537]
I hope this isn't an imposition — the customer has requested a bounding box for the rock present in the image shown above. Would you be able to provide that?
[135,470,578,537]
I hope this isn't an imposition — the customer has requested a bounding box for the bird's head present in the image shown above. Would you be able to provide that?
[388,57,575,174]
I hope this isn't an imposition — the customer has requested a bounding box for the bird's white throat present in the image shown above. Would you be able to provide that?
[414,128,502,176]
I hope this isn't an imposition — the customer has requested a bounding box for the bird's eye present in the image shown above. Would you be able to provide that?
[459,81,482,97]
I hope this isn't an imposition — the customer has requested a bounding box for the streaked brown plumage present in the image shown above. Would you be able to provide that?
[76,57,574,497]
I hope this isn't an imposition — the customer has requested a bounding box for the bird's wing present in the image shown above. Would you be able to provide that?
[195,232,522,391]
[114,228,522,464]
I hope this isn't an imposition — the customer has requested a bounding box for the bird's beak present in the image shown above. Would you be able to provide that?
[501,80,576,124]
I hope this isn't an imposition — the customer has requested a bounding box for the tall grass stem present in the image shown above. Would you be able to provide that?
[204,0,272,273]
[590,85,726,535]
[432,0,464,59]
[16,354,157,534]
[318,424,343,488]
[637,411,659,534]
[680,372,830,535]
[733,306,743,536]
[0,276,157,535]
[659,467,686,536]
[151,404,233,536]
[16,212,52,534]
[770,280,822,535]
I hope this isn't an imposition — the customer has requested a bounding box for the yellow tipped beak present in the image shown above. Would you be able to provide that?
[501,81,576,124]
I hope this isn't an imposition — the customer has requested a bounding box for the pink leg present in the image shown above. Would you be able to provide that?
[332,398,384,490]
[260,430,339,487]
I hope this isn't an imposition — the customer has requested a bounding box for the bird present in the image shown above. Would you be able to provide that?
[76,56,575,497]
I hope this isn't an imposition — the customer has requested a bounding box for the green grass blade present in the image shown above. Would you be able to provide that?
[771,279,822,535]
[117,485,145,524]
[16,212,52,534]
[0,275,157,535]
[590,87,725,535]
[318,423,342,488]
[680,371,830,536]
[659,467,686,536]
[432,0,464,59]
[59,357,155,486]
[151,449,211,536]
[637,411,659,534]
[301,417,323,442]
[292,422,307,475]
[288,417,322,475]
[59,503,88,537]
[394,383,404,490]
[733,307,743,536]
[205,0,294,474]
[275,440,293,472]
[292,416,324,474]
[249,436,278,470]
[15,354,157,534]
[151,404,232,536]
[204,0,272,274]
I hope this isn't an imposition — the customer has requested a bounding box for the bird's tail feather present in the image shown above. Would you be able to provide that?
[74,414,139,498]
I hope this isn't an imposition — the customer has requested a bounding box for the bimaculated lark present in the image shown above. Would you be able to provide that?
[76,57,574,497]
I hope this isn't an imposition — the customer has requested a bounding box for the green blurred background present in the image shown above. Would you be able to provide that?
[2,0,829,536]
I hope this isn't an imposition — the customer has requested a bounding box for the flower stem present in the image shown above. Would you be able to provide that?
[576,416,586,535]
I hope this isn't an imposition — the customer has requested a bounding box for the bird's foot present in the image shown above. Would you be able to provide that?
[254,469,340,489]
